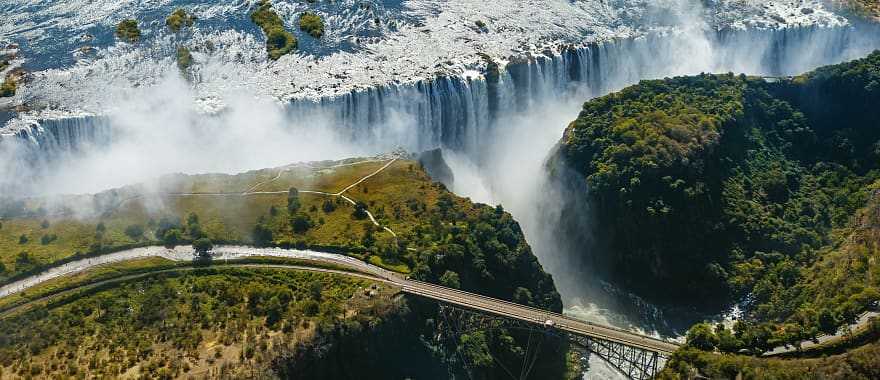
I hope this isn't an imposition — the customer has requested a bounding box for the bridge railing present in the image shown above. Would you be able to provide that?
[404,279,680,353]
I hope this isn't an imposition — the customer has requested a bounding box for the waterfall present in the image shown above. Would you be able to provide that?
[1,115,112,159]
[3,24,879,182]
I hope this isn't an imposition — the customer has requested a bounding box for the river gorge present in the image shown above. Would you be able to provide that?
[2,1,880,378]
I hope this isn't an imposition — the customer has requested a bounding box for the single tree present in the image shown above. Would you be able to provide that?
[439,270,461,289]
[715,324,741,353]
[253,222,274,246]
[817,308,839,335]
[291,213,312,233]
[115,19,141,42]
[193,238,214,257]
[125,224,145,240]
[352,201,368,220]
[361,223,375,247]
[299,11,325,38]
[685,323,718,351]
[163,228,182,247]
[288,187,301,213]
[166,8,196,32]
[309,281,323,301]
[513,287,533,306]
[322,199,336,213]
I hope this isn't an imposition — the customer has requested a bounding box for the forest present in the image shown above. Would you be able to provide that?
[558,51,880,353]
[0,269,396,378]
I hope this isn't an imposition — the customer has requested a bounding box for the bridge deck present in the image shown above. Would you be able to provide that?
[401,280,680,356]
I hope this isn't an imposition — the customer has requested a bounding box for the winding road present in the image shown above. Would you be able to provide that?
[0,244,680,356]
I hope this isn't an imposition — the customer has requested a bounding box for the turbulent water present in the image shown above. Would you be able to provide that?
[2,1,880,378]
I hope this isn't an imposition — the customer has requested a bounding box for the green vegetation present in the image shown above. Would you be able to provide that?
[0,257,180,312]
[843,0,880,19]
[114,19,141,42]
[176,46,192,70]
[560,51,880,354]
[0,158,559,307]
[299,11,325,38]
[0,156,569,378]
[250,0,297,60]
[192,237,213,256]
[661,318,880,379]
[165,8,195,32]
[0,268,393,378]
[0,79,14,97]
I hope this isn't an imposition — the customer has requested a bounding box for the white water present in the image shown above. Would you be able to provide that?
[2,2,880,378]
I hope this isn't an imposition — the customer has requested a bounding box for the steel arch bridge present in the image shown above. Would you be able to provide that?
[411,282,677,380]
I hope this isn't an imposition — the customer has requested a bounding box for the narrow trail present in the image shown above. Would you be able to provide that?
[243,158,387,195]
[335,155,399,196]
[111,155,401,238]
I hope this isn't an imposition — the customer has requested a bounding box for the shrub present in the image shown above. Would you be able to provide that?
[439,270,461,289]
[252,222,274,246]
[299,12,324,38]
[686,323,719,351]
[322,199,336,213]
[166,8,195,32]
[287,187,301,213]
[193,238,214,256]
[163,229,182,247]
[291,213,312,233]
[0,80,15,98]
[40,234,57,245]
[251,0,297,60]
[176,47,193,70]
[301,299,319,317]
[115,19,141,42]
[124,224,145,240]
[352,202,368,220]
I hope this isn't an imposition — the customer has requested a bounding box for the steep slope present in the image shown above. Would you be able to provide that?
[554,51,880,346]
[0,268,416,379]
[0,154,567,379]
[659,318,880,380]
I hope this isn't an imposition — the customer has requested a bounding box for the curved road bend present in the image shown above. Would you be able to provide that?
[0,245,395,299]
[0,245,678,356]
[0,264,395,319]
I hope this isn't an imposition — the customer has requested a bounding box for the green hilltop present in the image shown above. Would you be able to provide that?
[557,50,880,373]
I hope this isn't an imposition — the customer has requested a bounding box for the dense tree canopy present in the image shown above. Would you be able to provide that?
[560,51,880,352]
[115,19,141,42]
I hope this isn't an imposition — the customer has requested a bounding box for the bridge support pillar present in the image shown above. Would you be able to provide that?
[433,305,668,380]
